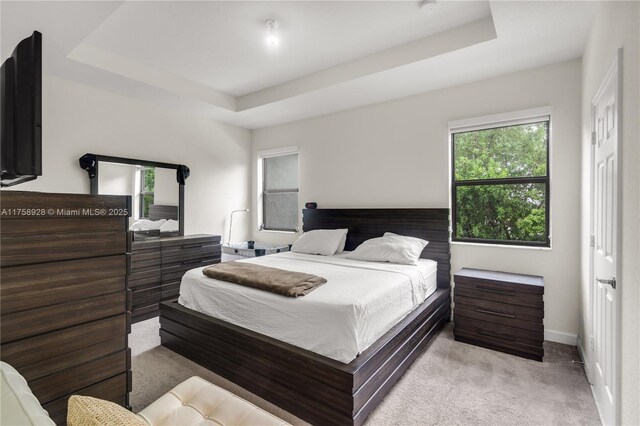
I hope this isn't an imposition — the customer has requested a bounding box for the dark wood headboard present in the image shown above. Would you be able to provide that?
[149,204,178,221]
[302,208,451,289]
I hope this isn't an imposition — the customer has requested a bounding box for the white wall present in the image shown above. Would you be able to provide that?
[580,2,640,424]
[252,59,582,343]
[97,162,135,196]
[153,167,179,206]
[7,74,252,241]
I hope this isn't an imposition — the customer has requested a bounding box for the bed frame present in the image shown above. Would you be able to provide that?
[159,208,451,426]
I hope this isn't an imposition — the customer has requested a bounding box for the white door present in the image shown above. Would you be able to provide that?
[590,52,620,426]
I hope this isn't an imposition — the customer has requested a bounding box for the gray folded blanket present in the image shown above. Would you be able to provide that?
[202,261,327,297]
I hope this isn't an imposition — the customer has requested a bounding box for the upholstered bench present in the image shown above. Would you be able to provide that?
[1,362,56,426]
[135,376,289,426]
[1,361,290,426]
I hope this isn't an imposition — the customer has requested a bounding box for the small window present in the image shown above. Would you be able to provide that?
[260,152,299,232]
[451,118,550,247]
[139,167,155,219]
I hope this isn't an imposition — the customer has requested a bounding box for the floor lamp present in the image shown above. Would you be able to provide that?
[228,209,249,244]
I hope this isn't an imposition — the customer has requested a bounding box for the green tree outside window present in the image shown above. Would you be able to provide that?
[139,168,155,219]
[452,121,550,246]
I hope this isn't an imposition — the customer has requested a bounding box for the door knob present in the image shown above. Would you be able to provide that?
[597,276,616,289]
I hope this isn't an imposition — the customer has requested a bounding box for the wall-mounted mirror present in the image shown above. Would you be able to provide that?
[79,154,189,238]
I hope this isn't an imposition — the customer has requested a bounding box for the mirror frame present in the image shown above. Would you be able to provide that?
[79,153,189,236]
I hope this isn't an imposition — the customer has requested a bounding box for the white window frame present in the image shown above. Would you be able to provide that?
[257,146,299,233]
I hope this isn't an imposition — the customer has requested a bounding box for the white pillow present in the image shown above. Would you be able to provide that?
[384,232,430,247]
[291,229,348,256]
[129,219,166,231]
[336,232,347,253]
[345,233,428,265]
[160,219,179,233]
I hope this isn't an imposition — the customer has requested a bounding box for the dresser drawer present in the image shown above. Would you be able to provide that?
[132,285,162,308]
[132,304,160,322]
[132,240,161,253]
[1,292,126,344]
[162,244,221,264]
[161,280,181,300]
[0,231,128,267]
[128,268,162,290]
[1,255,127,315]
[131,252,162,272]
[162,258,220,282]
[42,373,128,426]
[161,235,221,250]
[1,314,127,372]
[29,350,128,404]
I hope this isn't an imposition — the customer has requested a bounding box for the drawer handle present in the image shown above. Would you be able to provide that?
[476,286,514,296]
[478,330,516,341]
[475,308,516,319]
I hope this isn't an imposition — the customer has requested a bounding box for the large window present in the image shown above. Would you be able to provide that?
[451,117,550,247]
[139,167,155,219]
[259,152,299,232]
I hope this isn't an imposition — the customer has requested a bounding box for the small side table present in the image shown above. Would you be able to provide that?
[453,268,544,361]
[222,241,290,261]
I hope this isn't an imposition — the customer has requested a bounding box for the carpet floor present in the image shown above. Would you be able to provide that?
[130,318,600,425]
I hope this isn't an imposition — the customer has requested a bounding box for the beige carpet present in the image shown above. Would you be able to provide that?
[130,318,600,425]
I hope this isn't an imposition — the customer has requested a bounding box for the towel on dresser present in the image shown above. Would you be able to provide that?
[202,261,327,297]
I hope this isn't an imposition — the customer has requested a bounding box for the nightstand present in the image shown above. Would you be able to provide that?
[453,268,544,361]
[222,241,290,260]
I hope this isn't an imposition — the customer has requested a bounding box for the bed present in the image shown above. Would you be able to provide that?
[159,208,451,426]
[129,204,180,239]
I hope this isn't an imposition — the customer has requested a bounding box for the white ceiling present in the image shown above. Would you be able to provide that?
[0,1,597,129]
[84,1,491,96]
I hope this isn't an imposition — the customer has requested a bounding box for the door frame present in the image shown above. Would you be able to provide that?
[588,47,623,426]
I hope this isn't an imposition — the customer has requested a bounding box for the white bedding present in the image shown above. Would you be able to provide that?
[178,251,438,363]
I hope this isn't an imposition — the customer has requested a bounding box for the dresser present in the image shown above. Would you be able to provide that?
[131,234,221,323]
[0,191,132,424]
[453,268,544,361]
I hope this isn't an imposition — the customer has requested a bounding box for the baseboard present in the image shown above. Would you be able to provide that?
[544,329,577,346]
[576,338,592,381]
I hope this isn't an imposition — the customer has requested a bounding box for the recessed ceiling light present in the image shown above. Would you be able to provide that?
[265,19,280,47]
[418,0,438,14]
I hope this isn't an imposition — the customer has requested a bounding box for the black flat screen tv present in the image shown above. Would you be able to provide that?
[1,31,42,187]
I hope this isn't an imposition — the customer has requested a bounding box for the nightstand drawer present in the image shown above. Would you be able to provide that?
[455,287,543,309]
[454,316,543,346]
[455,296,543,322]
[454,269,543,297]
[454,306,544,333]
[454,328,544,361]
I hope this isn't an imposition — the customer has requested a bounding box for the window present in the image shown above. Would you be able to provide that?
[139,167,155,219]
[451,117,550,247]
[259,152,299,232]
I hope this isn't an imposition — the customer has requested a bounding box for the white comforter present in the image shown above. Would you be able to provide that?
[178,251,437,363]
